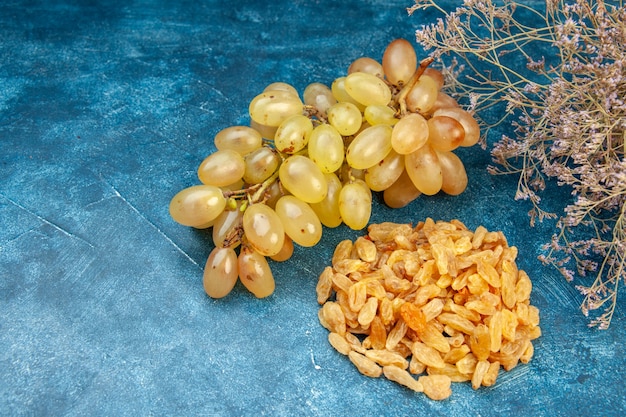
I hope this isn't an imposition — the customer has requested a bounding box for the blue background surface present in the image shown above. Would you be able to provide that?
[1,0,624,416]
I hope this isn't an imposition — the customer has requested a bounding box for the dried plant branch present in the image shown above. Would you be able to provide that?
[410,0,626,328]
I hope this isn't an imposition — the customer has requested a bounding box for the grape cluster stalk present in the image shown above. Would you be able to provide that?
[169,38,481,299]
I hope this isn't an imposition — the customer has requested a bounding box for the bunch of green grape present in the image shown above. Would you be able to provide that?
[169,38,480,299]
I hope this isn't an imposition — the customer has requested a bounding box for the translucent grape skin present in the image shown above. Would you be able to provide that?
[214,125,263,155]
[327,101,363,136]
[308,123,345,174]
[303,82,337,116]
[339,179,372,230]
[383,169,421,208]
[169,184,226,228]
[437,150,468,196]
[346,124,393,170]
[405,75,439,114]
[249,89,304,127]
[238,245,275,298]
[382,38,417,87]
[405,144,443,196]
[197,149,245,187]
[331,77,366,111]
[348,56,384,77]
[391,112,429,155]
[273,114,313,154]
[279,155,328,204]
[310,172,343,228]
[203,247,239,298]
[212,204,243,249]
[242,203,285,257]
[433,107,481,147]
[427,115,465,152]
[270,235,294,262]
[344,72,392,107]
[364,105,398,126]
[275,195,323,247]
[364,149,404,192]
[242,146,280,185]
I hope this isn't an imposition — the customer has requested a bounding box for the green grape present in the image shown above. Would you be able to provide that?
[382,38,417,87]
[275,195,323,247]
[405,75,439,114]
[391,112,429,155]
[344,72,392,107]
[242,203,285,257]
[212,204,243,249]
[427,115,465,152]
[269,235,294,262]
[405,143,442,196]
[169,184,226,228]
[197,149,245,187]
[214,126,263,155]
[364,149,404,192]
[274,114,313,154]
[203,247,239,298]
[383,169,421,208]
[348,56,384,77]
[339,179,372,230]
[310,172,343,228]
[249,119,278,140]
[279,155,328,204]
[303,82,337,116]
[263,82,299,96]
[346,124,393,170]
[249,89,304,127]
[238,244,275,298]
[308,123,344,174]
[364,105,398,126]
[433,107,480,147]
[437,150,468,196]
[242,146,280,185]
[331,77,366,111]
[327,101,363,136]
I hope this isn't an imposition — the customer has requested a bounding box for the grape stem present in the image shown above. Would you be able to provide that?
[395,57,435,117]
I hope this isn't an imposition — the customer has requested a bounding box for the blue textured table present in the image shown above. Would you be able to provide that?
[1,1,624,416]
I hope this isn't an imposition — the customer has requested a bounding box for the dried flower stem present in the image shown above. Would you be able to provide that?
[411,0,626,328]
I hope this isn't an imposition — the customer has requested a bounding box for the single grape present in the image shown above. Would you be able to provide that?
[197,149,245,187]
[344,72,392,107]
[364,105,398,126]
[169,184,226,228]
[348,57,384,77]
[331,77,366,111]
[249,119,278,140]
[242,203,285,257]
[346,124,393,170]
[433,107,480,147]
[278,155,328,203]
[238,245,275,298]
[273,114,313,154]
[383,169,421,208]
[339,179,372,230]
[364,149,404,192]
[427,115,465,152]
[327,101,363,136]
[214,126,263,155]
[423,67,445,89]
[203,247,239,298]
[428,92,460,115]
[405,144,443,195]
[382,38,417,87]
[275,195,323,247]
[270,235,294,262]
[242,146,280,185]
[303,82,337,116]
[391,112,429,155]
[405,75,439,114]
[437,150,468,195]
[249,89,304,127]
[308,123,345,174]
[310,172,343,228]
[263,82,299,96]
[212,205,243,249]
